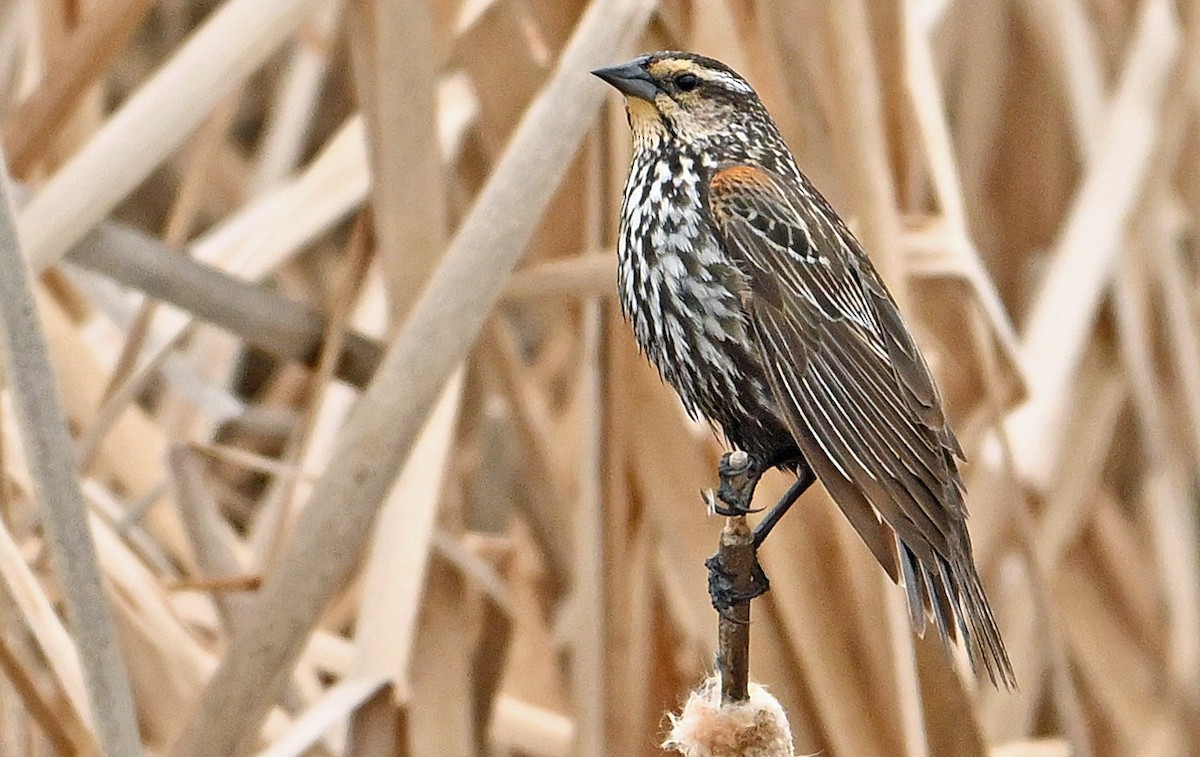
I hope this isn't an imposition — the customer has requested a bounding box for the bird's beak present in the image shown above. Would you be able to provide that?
[591,60,659,102]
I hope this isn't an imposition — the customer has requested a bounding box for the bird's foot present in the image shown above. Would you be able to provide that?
[705,550,770,621]
[711,451,764,516]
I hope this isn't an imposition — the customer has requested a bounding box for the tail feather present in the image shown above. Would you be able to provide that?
[898,539,927,637]
[924,560,955,650]
[956,556,1016,687]
[897,536,1016,689]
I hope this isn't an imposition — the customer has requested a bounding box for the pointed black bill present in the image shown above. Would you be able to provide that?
[591,60,659,102]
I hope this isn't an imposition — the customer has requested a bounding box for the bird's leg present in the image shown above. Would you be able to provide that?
[752,463,816,548]
[707,455,816,619]
[707,451,769,619]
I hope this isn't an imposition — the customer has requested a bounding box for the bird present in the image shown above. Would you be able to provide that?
[593,51,1014,687]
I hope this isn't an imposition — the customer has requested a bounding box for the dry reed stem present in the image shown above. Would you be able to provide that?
[256,676,387,757]
[882,574,930,757]
[168,447,253,632]
[67,224,384,388]
[903,6,968,231]
[1138,216,1200,700]
[487,319,575,577]
[489,695,574,756]
[0,166,138,754]
[502,252,614,302]
[2,0,157,174]
[17,0,328,271]
[350,0,446,322]
[86,511,217,752]
[0,506,91,742]
[250,0,343,193]
[1007,0,1179,487]
[188,114,368,276]
[256,216,373,584]
[821,0,906,299]
[572,298,605,756]
[100,94,239,422]
[622,353,724,644]
[0,1,1195,754]
[170,3,656,753]
[350,372,462,699]
[34,286,193,564]
[0,630,81,755]
[757,499,899,756]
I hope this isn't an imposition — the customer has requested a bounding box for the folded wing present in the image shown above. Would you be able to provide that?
[708,164,1013,687]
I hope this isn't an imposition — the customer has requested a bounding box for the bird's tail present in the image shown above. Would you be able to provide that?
[898,537,1016,688]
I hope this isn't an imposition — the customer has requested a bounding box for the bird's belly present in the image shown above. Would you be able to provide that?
[617,233,795,457]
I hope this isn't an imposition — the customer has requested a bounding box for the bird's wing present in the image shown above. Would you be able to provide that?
[708,164,1013,686]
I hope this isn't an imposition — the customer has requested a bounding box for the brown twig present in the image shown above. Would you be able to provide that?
[715,516,755,703]
[712,450,763,704]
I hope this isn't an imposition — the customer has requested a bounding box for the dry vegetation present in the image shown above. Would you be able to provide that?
[0,0,1195,754]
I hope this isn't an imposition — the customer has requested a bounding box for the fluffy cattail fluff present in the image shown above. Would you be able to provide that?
[663,676,795,757]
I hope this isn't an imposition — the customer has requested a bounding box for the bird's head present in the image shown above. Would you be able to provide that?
[592,52,770,151]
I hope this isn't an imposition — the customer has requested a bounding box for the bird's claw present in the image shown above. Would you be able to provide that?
[705,551,770,621]
[704,485,761,517]
[711,501,762,517]
[714,450,763,516]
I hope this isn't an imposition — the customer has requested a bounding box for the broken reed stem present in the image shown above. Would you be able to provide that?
[67,224,383,387]
[716,515,754,703]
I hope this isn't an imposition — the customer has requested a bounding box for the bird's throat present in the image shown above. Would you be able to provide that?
[626,98,668,146]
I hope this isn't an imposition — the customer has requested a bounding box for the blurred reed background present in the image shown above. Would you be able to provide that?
[0,0,1195,755]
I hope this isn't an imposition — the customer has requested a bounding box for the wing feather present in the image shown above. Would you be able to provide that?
[708,163,1014,686]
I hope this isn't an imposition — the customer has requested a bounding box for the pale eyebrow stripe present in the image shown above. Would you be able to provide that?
[702,70,754,94]
[650,59,756,95]
[651,59,696,76]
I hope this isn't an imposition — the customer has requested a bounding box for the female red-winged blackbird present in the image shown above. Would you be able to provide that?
[594,51,1014,687]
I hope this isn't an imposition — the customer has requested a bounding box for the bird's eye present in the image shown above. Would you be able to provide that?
[676,73,699,92]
